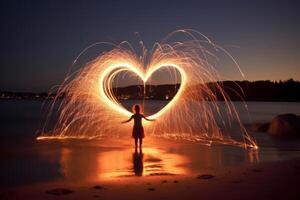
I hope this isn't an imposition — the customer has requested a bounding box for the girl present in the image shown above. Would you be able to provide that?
[122,104,155,150]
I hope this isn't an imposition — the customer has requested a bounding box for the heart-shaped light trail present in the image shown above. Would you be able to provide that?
[38,30,257,149]
[99,63,186,119]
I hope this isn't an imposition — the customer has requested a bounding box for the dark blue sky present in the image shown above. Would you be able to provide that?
[0,0,299,92]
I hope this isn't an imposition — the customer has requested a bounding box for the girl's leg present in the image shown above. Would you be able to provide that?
[134,138,138,150]
[139,138,143,149]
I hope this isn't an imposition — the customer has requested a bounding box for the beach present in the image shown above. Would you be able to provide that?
[1,148,300,200]
[1,100,300,200]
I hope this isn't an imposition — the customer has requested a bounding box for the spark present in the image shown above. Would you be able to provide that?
[38,30,258,149]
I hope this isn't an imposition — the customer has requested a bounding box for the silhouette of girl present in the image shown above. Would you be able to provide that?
[122,104,154,150]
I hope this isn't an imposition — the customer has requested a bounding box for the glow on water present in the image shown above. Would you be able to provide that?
[58,145,189,182]
[45,138,259,183]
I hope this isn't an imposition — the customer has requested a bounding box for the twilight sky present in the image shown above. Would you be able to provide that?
[0,0,299,92]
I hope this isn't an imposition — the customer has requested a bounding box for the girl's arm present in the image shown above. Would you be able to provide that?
[142,115,155,121]
[121,115,133,123]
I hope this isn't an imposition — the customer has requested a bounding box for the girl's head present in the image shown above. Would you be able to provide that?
[133,104,141,114]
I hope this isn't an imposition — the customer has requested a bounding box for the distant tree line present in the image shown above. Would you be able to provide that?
[112,84,180,100]
[113,79,300,102]
[214,79,300,101]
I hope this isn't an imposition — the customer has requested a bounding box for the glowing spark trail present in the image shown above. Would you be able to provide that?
[38,30,258,149]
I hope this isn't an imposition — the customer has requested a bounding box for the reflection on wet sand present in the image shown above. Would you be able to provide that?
[58,143,189,183]
[96,147,189,179]
[133,151,143,176]
[53,138,261,184]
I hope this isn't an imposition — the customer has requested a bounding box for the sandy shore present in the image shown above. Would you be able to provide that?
[1,157,300,200]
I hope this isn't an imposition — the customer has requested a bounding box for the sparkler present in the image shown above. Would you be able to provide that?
[38,30,258,149]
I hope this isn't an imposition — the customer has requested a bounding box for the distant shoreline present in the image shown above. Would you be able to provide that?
[1,79,300,102]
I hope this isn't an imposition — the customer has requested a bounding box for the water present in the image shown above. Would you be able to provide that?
[0,100,300,187]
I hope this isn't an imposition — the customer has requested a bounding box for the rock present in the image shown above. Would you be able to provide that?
[93,185,105,190]
[267,114,300,136]
[251,122,270,132]
[252,168,264,172]
[232,180,242,183]
[45,188,73,196]
[197,174,215,179]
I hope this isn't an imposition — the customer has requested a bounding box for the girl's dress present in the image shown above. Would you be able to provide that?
[132,114,145,139]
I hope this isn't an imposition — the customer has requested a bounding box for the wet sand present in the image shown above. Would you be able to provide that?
[1,158,300,200]
[1,137,300,199]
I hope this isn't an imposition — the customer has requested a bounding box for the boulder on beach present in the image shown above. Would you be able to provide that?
[267,114,300,136]
[251,122,270,132]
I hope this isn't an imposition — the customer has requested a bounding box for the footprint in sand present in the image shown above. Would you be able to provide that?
[45,188,73,196]
[232,180,242,183]
[197,174,215,179]
[252,169,264,173]
[93,185,106,190]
